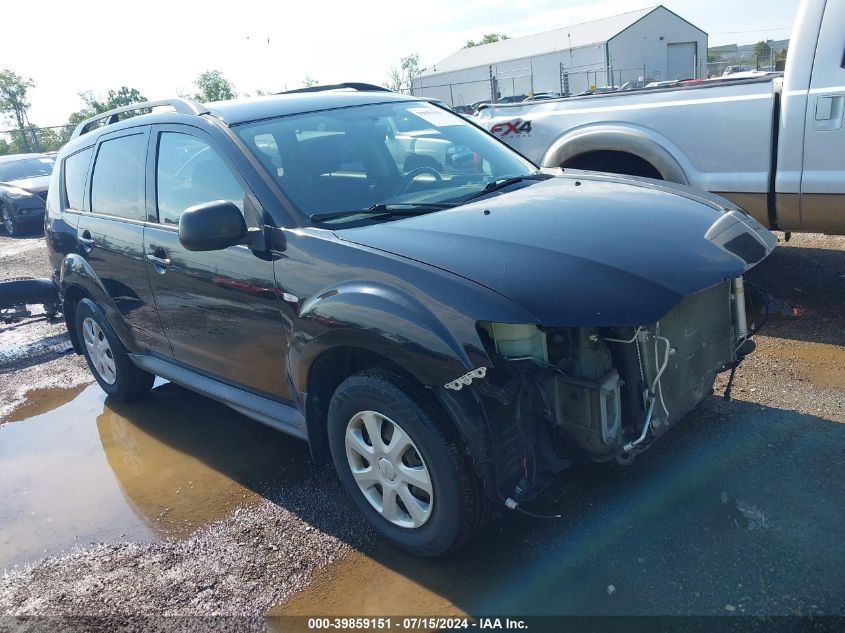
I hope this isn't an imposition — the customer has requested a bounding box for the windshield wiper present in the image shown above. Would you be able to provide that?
[311,202,458,223]
[462,173,552,203]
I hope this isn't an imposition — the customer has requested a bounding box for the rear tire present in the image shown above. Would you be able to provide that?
[74,298,154,401]
[327,368,488,556]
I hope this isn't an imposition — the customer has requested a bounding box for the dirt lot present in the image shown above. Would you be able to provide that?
[0,230,843,624]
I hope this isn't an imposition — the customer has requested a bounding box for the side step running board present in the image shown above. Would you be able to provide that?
[128,354,307,440]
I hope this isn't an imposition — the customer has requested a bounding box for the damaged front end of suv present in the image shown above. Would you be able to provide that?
[369,178,777,512]
[439,274,764,510]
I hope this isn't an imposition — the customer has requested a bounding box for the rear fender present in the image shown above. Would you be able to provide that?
[59,252,140,352]
[541,122,690,185]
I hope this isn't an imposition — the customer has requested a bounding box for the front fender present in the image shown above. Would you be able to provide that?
[541,122,690,185]
[291,280,485,395]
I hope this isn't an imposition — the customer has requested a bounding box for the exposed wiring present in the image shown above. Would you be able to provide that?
[623,397,656,452]
[515,506,562,519]
[652,333,671,420]
[602,326,643,344]
[603,325,671,425]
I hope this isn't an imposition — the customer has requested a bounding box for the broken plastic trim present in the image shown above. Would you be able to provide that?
[444,367,488,391]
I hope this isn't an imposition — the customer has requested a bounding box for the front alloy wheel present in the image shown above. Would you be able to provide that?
[327,369,489,556]
[345,410,434,528]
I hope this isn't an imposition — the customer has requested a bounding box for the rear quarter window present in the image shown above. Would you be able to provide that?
[62,147,93,211]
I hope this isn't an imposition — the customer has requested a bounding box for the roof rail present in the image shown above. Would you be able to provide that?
[278,82,392,95]
[71,98,210,139]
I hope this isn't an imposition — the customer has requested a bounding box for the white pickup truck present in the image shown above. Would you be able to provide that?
[477,0,844,235]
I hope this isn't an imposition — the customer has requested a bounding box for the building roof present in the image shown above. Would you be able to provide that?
[421,6,660,77]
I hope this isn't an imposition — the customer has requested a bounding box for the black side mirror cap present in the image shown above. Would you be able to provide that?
[178,201,247,252]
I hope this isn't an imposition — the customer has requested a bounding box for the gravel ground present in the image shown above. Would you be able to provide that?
[0,229,843,623]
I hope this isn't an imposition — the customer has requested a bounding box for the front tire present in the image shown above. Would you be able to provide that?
[327,369,488,556]
[74,298,155,401]
[2,204,18,236]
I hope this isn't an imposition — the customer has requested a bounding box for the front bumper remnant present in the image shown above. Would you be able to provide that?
[445,366,488,391]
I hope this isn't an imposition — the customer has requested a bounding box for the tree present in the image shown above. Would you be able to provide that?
[302,76,319,88]
[465,33,509,48]
[82,86,148,114]
[32,125,63,152]
[385,54,422,94]
[776,48,788,62]
[0,69,35,153]
[193,70,236,102]
[754,40,772,59]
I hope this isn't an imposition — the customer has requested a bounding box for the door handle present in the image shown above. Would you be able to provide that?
[146,247,171,273]
[78,231,95,253]
[814,95,844,131]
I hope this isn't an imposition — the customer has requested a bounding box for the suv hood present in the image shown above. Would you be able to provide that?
[337,173,776,326]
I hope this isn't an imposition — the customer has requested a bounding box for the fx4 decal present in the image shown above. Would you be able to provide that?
[490,119,532,137]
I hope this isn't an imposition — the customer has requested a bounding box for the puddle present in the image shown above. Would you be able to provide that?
[0,381,311,571]
[1,384,88,424]
[787,342,845,390]
[271,546,465,618]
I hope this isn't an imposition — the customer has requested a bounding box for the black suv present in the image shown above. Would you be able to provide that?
[45,84,776,555]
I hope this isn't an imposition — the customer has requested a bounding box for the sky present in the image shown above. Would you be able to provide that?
[1,0,800,128]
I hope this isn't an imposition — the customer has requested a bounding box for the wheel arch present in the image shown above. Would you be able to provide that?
[292,281,491,462]
[541,123,690,185]
[59,253,135,354]
[301,344,413,462]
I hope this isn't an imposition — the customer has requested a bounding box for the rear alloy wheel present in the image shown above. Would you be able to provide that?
[74,298,155,401]
[2,205,17,236]
[328,369,488,556]
[81,317,117,384]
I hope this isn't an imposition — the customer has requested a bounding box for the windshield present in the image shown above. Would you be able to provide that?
[235,101,536,223]
[0,156,55,182]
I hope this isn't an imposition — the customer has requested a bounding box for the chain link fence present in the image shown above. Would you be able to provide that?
[0,124,76,156]
[414,63,673,108]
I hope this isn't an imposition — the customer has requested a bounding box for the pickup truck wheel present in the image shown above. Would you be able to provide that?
[75,299,155,401]
[328,369,488,556]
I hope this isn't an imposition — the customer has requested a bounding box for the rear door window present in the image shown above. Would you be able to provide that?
[90,133,146,220]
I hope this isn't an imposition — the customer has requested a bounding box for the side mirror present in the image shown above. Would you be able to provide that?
[178,201,247,252]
